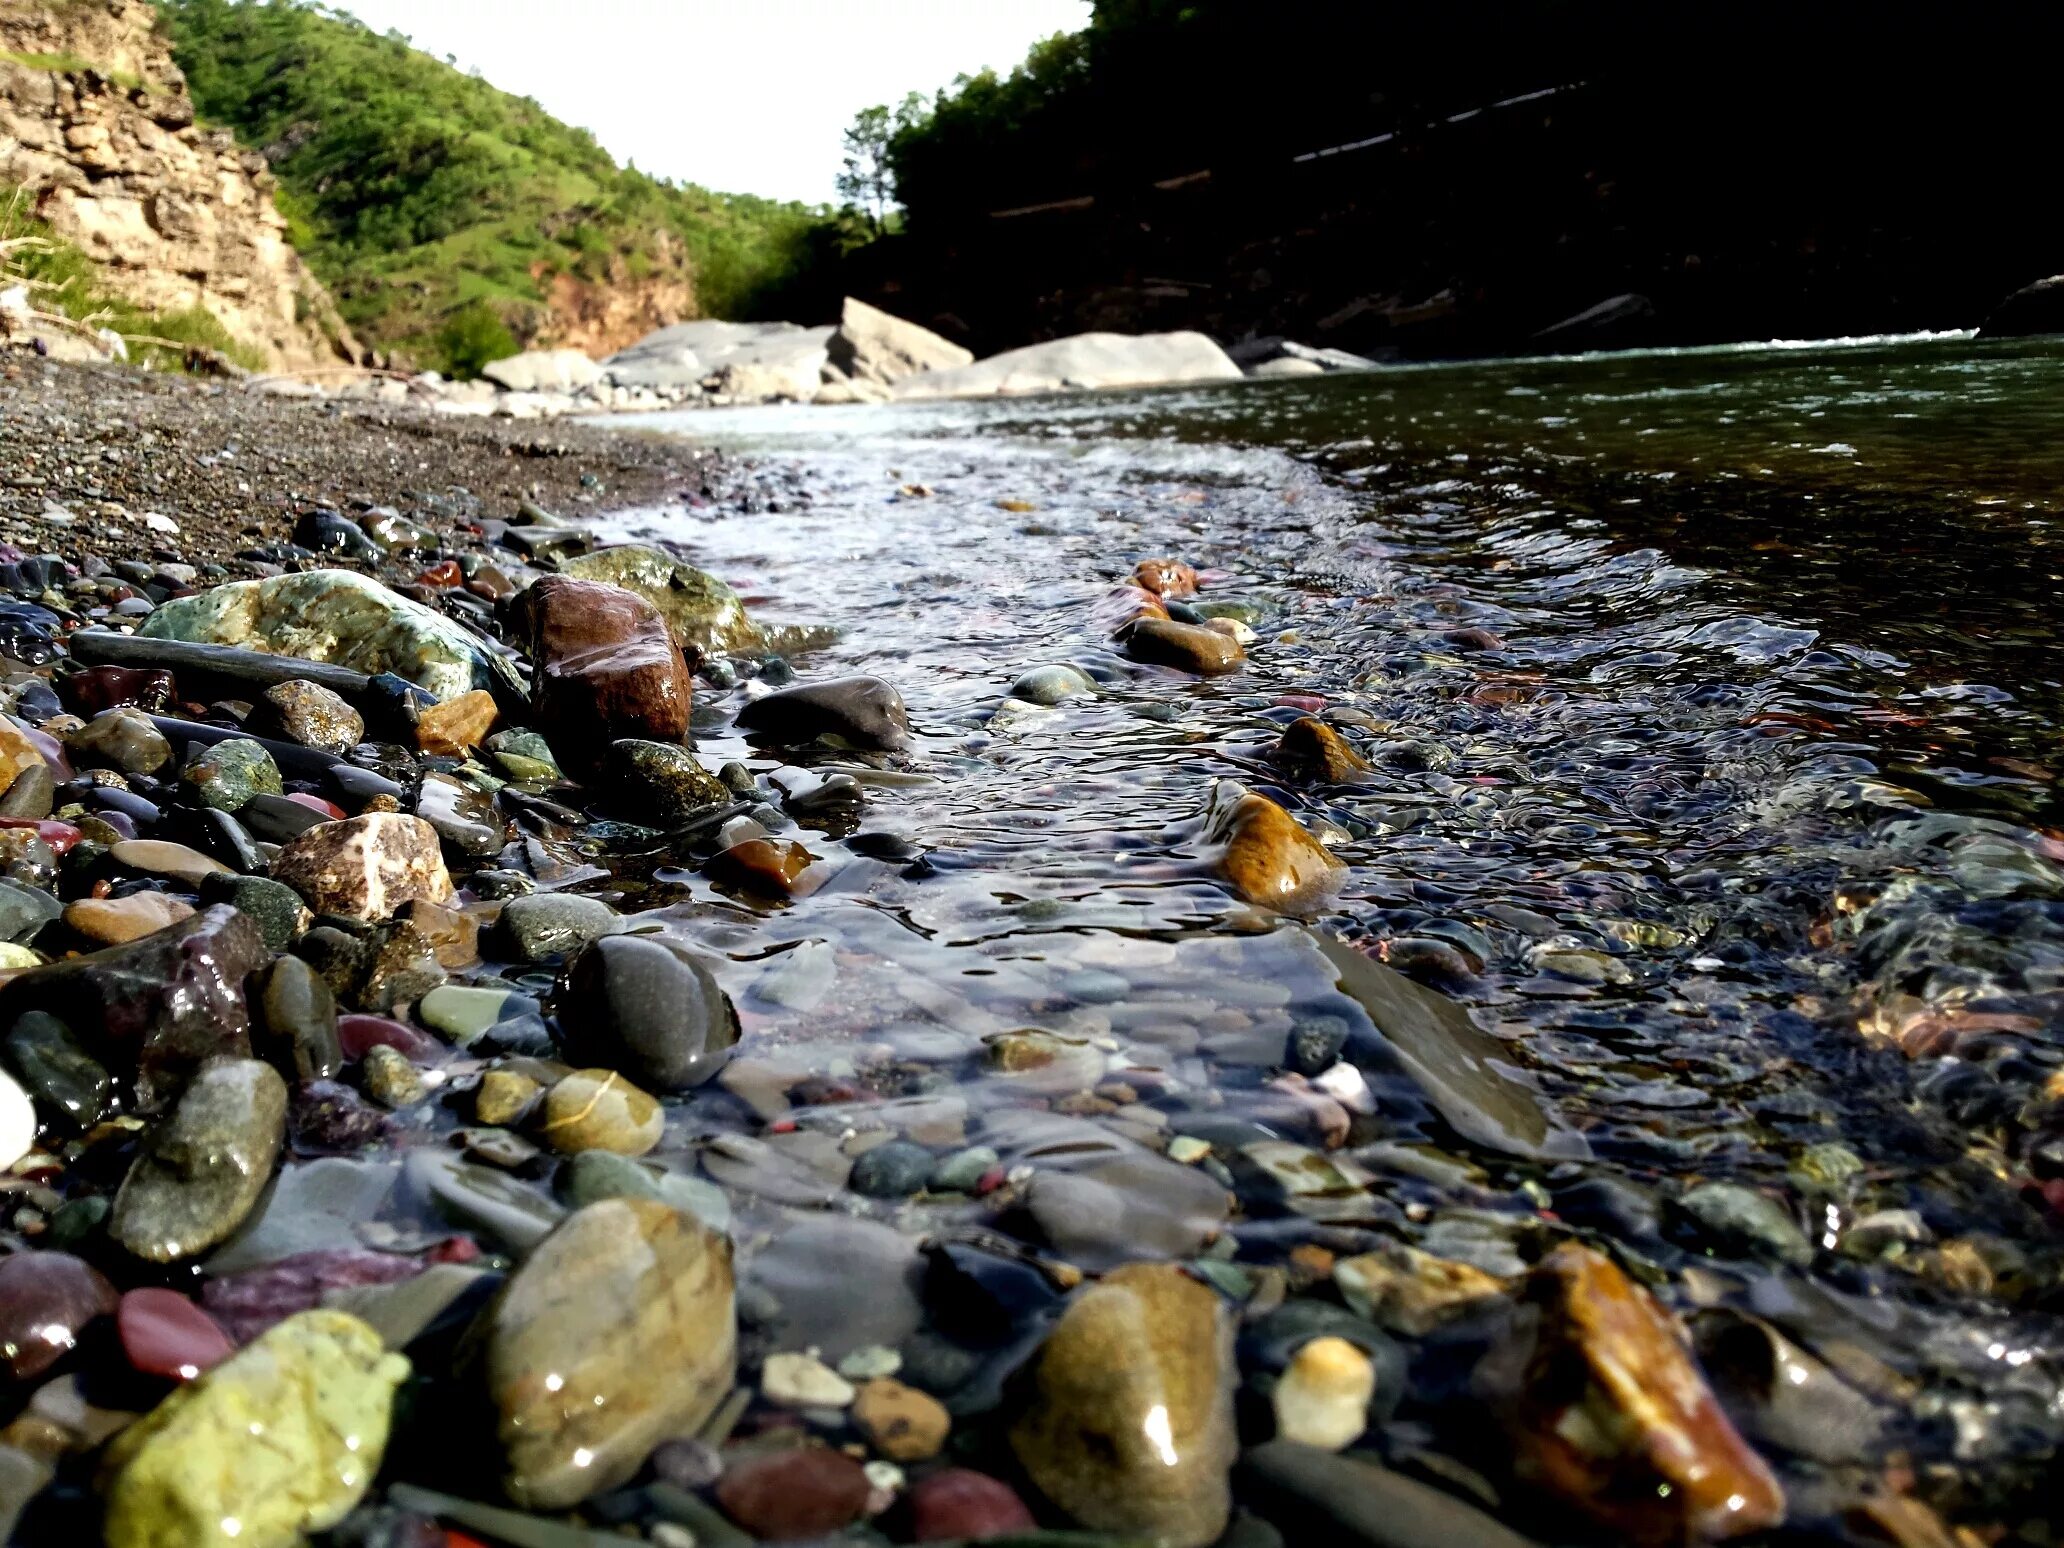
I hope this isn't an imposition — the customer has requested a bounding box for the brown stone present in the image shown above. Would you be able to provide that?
[64,893,195,946]
[270,814,453,922]
[413,690,498,756]
[1483,1243,1785,1544]
[1274,717,1370,782]
[397,898,480,968]
[0,719,46,793]
[1124,617,1243,676]
[852,1377,950,1461]
[517,577,693,775]
[1132,557,1199,597]
[1093,585,1170,634]
[715,1448,871,1541]
[1209,785,1344,912]
[707,837,816,897]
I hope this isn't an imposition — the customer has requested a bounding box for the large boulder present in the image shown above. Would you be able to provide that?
[140,569,509,704]
[605,320,832,392]
[483,349,604,393]
[515,576,695,773]
[705,360,818,404]
[827,297,972,386]
[558,544,769,658]
[1978,274,2064,338]
[892,331,1243,401]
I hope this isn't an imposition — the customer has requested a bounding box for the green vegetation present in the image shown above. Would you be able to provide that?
[1,48,148,88]
[157,0,830,373]
[2,190,261,371]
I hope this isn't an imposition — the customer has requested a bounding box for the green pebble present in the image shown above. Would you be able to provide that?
[181,739,282,812]
[418,984,531,1047]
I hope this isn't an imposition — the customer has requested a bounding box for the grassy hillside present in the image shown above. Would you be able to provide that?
[158,0,826,373]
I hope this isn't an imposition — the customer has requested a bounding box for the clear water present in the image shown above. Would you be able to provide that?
[598,332,2064,1531]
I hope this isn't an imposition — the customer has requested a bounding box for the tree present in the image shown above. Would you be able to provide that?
[837,92,928,235]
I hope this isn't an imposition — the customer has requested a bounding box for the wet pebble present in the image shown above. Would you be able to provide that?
[553,934,736,1091]
[714,1448,871,1541]
[110,1058,287,1263]
[495,892,622,963]
[539,1069,664,1156]
[850,1138,935,1198]
[116,1288,233,1381]
[0,1251,116,1381]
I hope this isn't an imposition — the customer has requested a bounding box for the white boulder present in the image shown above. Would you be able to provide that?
[483,348,605,393]
[827,296,972,386]
[892,331,1243,401]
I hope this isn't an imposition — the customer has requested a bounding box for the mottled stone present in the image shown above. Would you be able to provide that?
[518,576,694,775]
[412,689,497,756]
[0,1251,117,1382]
[140,569,502,703]
[553,935,738,1092]
[271,814,453,922]
[0,720,45,795]
[1124,617,1243,675]
[359,1045,426,1110]
[1484,1243,1785,1543]
[540,1069,664,1156]
[488,1198,734,1509]
[0,904,266,1113]
[735,676,912,752]
[852,1377,949,1461]
[1132,558,1200,598]
[66,708,171,776]
[99,1309,408,1548]
[602,738,730,826]
[1334,1242,1508,1335]
[1011,1263,1236,1547]
[257,680,363,755]
[199,873,309,952]
[182,739,283,813]
[474,1069,542,1127]
[112,1058,287,1263]
[64,892,194,946]
[495,891,623,963]
[559,544,769,659]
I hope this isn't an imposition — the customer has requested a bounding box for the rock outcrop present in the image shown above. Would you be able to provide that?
[0,0,358,369]
[826,295,972,386]
[892,330,1243,400]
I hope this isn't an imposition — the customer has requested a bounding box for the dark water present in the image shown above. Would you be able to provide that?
[607,332,2064,1536]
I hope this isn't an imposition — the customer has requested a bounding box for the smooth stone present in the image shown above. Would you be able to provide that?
[66,708,171,776]
[117,1287,234,1381]
[399,898,480,968]
[755,939,835,1010]
[1333,1242,1508,1335]
[906,1468,1037,1542]
[0,1445,51,1541]
[0,878,59,943]
[762,1350,855,1408]
[601,738,731,827]
[336,1013,442,1064]
[496,892,623,963]
[271,814,453,922]
[235,792,333,845]
[1206,782,1343,912]
[745,1215,925,1361]
[323,1262,491,1351]
[111,1058,287,1263]
[0,765,53,819]
[714,1448,870,1541]
[539,1069,664,1156]
[707,836,815,895]
[99,1309,409,1548]
[0,904,265,1113]
[181,738,284,813]
[202,1247,424,1345]
[850,1139,935,1199]
[414,773,501,858]
[3,1010,111,1133]
[0,1250,117,1381]
[388,1482,631,1548]
[63,892,195,946]
[488,1198,735,1509]
[517,576,695,775]
[1019,1151,1231,1269]
[108,838,231,887]
[1010,1262,1237,1548]
[1124,617,1243,675]
[140,568,503,702]
[255,679,364,755]
[1674,1181,1814,1266]
[476,1068,544,1126]
[553,934,737,1091]
[399,1149,562,1254]
[1273,717,1370,782]
[735,676,912,752]
[559,544,770,658]
[929,1145,999,1193]
[253,955,342,1082]
[1236,1441,1545,1548]
[555,1150,730,1233]
[413,689,497,756]
[419,984,530,1046]
[0,720,46,794]
[1272,1336,1375,1451]
[851,1377,949,1461]
[199,873,308,951]
[1010,664,1095,706]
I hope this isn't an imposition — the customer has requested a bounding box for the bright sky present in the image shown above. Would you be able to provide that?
[327,0,1093,206]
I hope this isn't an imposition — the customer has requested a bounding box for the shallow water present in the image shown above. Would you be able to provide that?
[601,332,2064,1533]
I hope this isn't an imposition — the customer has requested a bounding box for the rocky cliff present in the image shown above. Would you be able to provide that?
[0,0,357,368]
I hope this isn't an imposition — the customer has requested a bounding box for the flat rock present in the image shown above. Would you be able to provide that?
[735,676,911,752]
[894,330,1243,400]
[827,296,972,386]
[63,892,194,946]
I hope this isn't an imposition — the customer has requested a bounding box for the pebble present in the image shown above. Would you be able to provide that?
[199,873,309,950]
[602,737,732,825]
[1010,664,1095,705]
[761,1349,856,1407]
[850,1138,935,1198]
[1124,616,1244,675]
[735,675,912,752]
[1274,716,1369,781]
[1334,1242,1507,1334]
[836,1344,902,1381]
[181,737,283,812]
[0,1250,117,1381]
[3,1011,110,1133]
[487,1198,734,1508]
[1273,1335,1376,1450]
[413,688,497,755]
[852,1376,950,1461]
[253,954,342,1082]
[1010,1262,1237,1547]
[495,891,623,962]
[714,1448,871,1541]
[518,576,695,773]
[906,1468,1037,1543]
[110,1058,287,1263]
[116,1288,234,1381]
[708,835,816,895]
[475,1069,543,1127]
[63,892,194,945]
[553,934,737,1091]
[1209,783,1344,912]
[539,1069,664,1156]
[258,680,363,754]
[65,708,170,775]
[99,1309,408,1548]
[360,1044,427,1109]
[0,877,59,942]
[270,813,453,921]
[929,1145,999,1193]
[107,837,230,887]
[1675,1181,1813,1266]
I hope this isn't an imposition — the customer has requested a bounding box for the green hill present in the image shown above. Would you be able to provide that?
[158,0,826,373]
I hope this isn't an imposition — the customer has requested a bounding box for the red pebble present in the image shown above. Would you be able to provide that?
[118,1287,233,1381]
[426,1235,480,1264]
[908,1468,1038,1542]
[283,792,347,821]
[1276,694,1327,713]
[2043,1178,2064,1216]
[0,818,82,855]
[716,1449,870,1540]
[416,560,464,589]
[337,1015,443,1062]
[974,1166,1008,1196]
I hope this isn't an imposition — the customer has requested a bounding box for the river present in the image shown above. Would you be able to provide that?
[593,331,2064,1540]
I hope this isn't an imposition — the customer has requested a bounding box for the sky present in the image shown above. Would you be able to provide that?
[326,0,1093,207]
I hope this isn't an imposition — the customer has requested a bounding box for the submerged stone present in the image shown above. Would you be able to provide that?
[735,676,912,752]
[1206,782,1344,912]
[554,934,738,1092]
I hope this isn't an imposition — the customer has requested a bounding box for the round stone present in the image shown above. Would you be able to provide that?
[495,892,623,963]
[852,1377,950,1462]
[64,892,195,947]
[181,739,283,812]
[110,1059,288,1263]
[0,1250,117,1381]
[850,1139,934,1199]
[906,1469,1037,1543]
[117,1288,235,1381]
[715,1449,870,1541]
[1010,664,1095,706]
[762,1350,855,1408]
[540,1070,664,1156]
[553,934,737,1092]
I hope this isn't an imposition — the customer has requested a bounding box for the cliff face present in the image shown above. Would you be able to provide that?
[0,0,358,368]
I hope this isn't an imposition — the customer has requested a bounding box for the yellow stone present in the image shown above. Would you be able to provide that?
[1207,782,1344,913]
[100,1309,408,1548]
[540,1069,664,1156]
[0,719,43,792]
[414,689,499,756]
[476,1069,542,1128]
[64,893,196,946]
[1272,1336,1375,1451]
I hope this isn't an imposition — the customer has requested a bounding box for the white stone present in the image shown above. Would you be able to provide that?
[1272,1336,1374,1451]
[0,1070,35,1170]
[761,1350,855,1408]
[483,348,604,393]
[893,331,1243,401]
[827,296,972,386]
